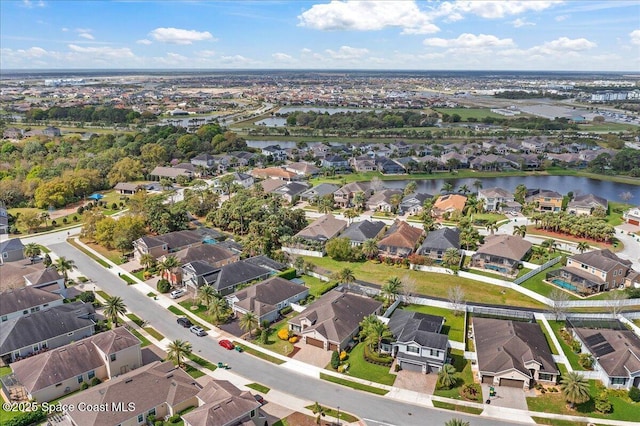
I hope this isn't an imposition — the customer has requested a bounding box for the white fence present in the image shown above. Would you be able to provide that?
[514,256,563,285]
[282,247,324,257]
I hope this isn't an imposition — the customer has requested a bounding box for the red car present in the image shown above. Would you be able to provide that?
[219,339,234,350]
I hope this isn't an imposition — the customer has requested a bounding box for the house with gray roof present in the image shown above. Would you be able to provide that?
[384,310,449,374]
[0,286,63,322]
[471,235,532,276]
[418,228,461,261]
[227,277,309,324]
[399,193,433,216]
[567,194,608,216]
[340,220,386,246]
[285,161,321,177]
[473,317,558,389]
[0,203,8,234]
[271,181,310,204]
[23,267,66,296]
[0,238,25,264]
[183,380,263,426]
[10,328,142,402]
[289,290,382,351]
[299,183,340,203]
[478,187,515,212]
[334,182,373,208]
[182,259,273,295]
[366,189,403,212]
[133,230,204,260]
[1,302,95,363]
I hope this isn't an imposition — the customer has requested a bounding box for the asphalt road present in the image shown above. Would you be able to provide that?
[49,240,520,426]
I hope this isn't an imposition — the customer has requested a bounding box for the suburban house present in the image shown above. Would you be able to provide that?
[417,228,461,262]
[623,206,640,226]
[150,166,193,181]
[271,181,310,204]
[162,244,240,284]
[133,230,203,260]
[526,189,563,212]
[340,220,386,247]
[376,157,406,174]
[0,203,8,234]
[182,259,273,296]
[322,155,349,170]
[289,290,383,351]
[285,161,321,177]
[61,361,201,426]
[399,193,432,216]
[333,182,373,208]
[377,220,423,258]
[23,267,66,296]
[227,277,309,324]
[190,153,216,169]
[384,310,449,374]
[473,317,559,389]
[251,167,298,181]
[433,194,467,217]
[230,172,254,188]
[0,238,25,264]
[0,302,95,363]
[43,126,61,138]
[570,321,640,390]
[366,189,403,212]
[294,214,347,243]
[261,145,287,161]
[0,286,63,322]
[9,328,142,403]
[353,158,377,172]
[114,182,145,195]
[182,380,264,426]
[471,235,532,276]
[299,183,340,203]
[478,187,515,212]
[547,249,636,294]
[567,194,608,216]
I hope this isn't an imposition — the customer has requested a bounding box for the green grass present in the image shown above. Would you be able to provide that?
[433,107,506,120]
[305,404,359,423]
[184,364,205,379]
[0,366,12,376]
[146,292,156,297]
[319,373,388,395]
[546,321,582,370]
[434,350,474,400]
[608,201,634,226]
[133,270,146,281]
[120,273,136,284]
[537,320,559,355]
[340,343,396,386]
[129,328,151,347]
[67,238,111,268]
[126,313,145,327]
[404,305,465,342]
[431,400,484,415]
[530,417,590,426]
[96,290,112,300]
[253,316,297,356]
[304,256,546,309]
[271,420,288,426]
[301,275,330,298]
[232,342,286,365]
[81,239,125,265]
[143,327,164,341]
[472,212,508,223]
[167,305,211,331]
[520,264,580,300]
[246,383,271,393]
[186,353,217,371]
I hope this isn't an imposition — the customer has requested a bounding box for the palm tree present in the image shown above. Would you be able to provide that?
[485,221,499,235]
[513,225,527,238]
[317,197,334,214]
[472,179,483,193]
[207,297,229,325]
[381,276,402,306]
[23,243,42,264]
[197,285,216,308]
[437,363,457,389]
[442,248,461,268]
[576,241,590,254]
[445,419,470,426]
[159,255,179,284]
[458,184,470,195]
[404,181,417,196]
[139,253,156,271]
[167,339,192,368]
[560,372,590,409]
[352,191,365,211]
[361,238,379,259]
[343,208,358,224]
[54,256,76,282]
[239,312,259,338]
[390,193,403,214]
[335,268,355,285]
[311,402,325,425]
[104,296,127,328]
[360,315,392,354]
[40,212,50,227]
[441,182,454,193]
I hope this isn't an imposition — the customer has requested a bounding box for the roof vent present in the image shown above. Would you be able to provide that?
[125,379,133,384]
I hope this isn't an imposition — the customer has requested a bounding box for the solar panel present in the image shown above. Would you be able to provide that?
[585,333,606,346]
[593,343,615,358]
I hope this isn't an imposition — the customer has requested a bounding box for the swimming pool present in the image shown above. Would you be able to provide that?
[552,278,578,292]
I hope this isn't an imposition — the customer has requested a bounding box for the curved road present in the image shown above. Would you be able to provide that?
[48,239,519,426]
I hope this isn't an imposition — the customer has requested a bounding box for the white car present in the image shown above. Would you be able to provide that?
[190,326,206,336]
[170,289,186,299]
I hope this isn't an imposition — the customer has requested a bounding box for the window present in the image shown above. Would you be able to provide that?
[77,375,83,384]
[1,316,6,322]
[23,310,28,315]
[250,409,256,417]
[611,377,628,386]
[137,414,144,423]
[539,373,554,381]
[33,345,39,352]
[88,370,95,379]
[406,346,420,354]
[110,353,116,362]
[147,408,156,416]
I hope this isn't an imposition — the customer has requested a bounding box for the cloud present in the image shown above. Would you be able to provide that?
[630,29,640,46]
[78,33,94,40]
[61,27,69,32]
[298,0,439,34]
[437,1,562,20]
[512,18,535,28]
[149,27,215,45]
[22,0,45,8]
[555,14,569,22]
[74,28,94,40]
[136,39,152,45]
[535,37,596,53]
[67,44,135,59]
[325,45,369,59]
[196,50,216,58]
[423,33,514,48]
[272,52,295,62]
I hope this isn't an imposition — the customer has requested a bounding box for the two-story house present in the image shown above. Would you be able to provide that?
[183,380,264,426]
[190,153,216,170]
[1,287,63,322]
[478,187,516,212]
[417,228,461,262]
[377,220,423,259]
[133,230,203,261]
[366,189,403,212]
[623,206,640,226]
[333,182,373,208]
[399,193,433,216]
[0,238,25,265]
[340,220,386,247]
[526,189,563,212]
[261,145,287,161]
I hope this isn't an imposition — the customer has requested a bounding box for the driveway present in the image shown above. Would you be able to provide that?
[481,383,529,410]
[291,342,332,368]
[394,368,437,394]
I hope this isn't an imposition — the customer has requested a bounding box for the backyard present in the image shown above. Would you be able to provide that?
[403,304,466,342]
[546,320,582,370]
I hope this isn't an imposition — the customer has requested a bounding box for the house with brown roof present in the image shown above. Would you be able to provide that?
[333,182,373,208]
[23,267,66,296]
[433,194,467,217]
[114,182,145,195]
[10,328,142,402]
[227,277,309,324]
[289,290,382,351]
[570,320,640,390]
[547,249,636,294]
[473,317,559,389]
[182,380,264,426]
[294,214,347,243]
[0,286,63,322]
[567,194,608,216]
[250,167,298,181]
[61,361,200,426]
[471,235,532,276]
[526,189,563,212]
[377,220,423,259]
[478,187,516,212]
[150,166,193,181]
[285,161,321,177]
[133,230,204,260]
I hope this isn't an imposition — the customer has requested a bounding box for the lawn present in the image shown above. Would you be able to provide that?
[168,305,210,331]
[471,212,508,223]
[433,349,474,400]
[300,274,331,298]
[319,373,388,395]
[525,226,623,252]
[184,364,205,379]
[303,256,547,309]
[527,380,640,422]
[186,353,217,371]
[519,264,580,300]
[129,328,151,347]
[431,401,483,415]
[608,201,634,226]
[536,320,559,355]
[546,321,582,370]
[96,290,112,300]
[0,366,11,376]
[432,107,506,120]
[232,342,286,365]
[143,327,164,341]
[530,417,590,426]
[253,316,297,356]
[67,238,111,268]
[338,343,396,386]
[80,239,125,264]
[246,383,271,393]
[403,305,466,342]
[126,313,145,327]
[305,404,359,423]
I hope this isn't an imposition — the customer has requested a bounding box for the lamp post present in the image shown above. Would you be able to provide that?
[336,406,340,426]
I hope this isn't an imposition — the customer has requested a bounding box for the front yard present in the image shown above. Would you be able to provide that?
[337,343,396,386]
[433,349,475,400]
[252,314,297,357]
[403,304,466,342]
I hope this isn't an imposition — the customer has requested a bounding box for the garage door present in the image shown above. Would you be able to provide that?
[400,360,424,373]
[482,376,494,384]
[328,343,339,351]
[305,337,325,349]
[630,219,640,226]
[500,378,524,388]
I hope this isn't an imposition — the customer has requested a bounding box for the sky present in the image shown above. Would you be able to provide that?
[1,0,639,71]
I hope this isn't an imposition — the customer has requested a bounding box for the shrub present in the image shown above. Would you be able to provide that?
[111,203,118,210]
[4,408,46,426]
[73,215,78,222]
[277,268,297,280]
[91,377,101,386]
[629,386,640,402]
[571,340,581,353]
[77,206,85,215]
[157,279,171,293]
[339,350,348,361]
[317,281,339,295]
[78,291,96,303]
[51,220,57,226]
[143,271,153,280]
[277,328,291,340]
[279,306,293,315]
[331,350,340,369]
[394,364,401,372]
[578,353,594,369]
[169,414,181,423]
[460,383,481,401]
[260,329,269,344]
[595,393,612,414]
[62,217,68,224]
[288,336,298,343]
[80,382,89,390]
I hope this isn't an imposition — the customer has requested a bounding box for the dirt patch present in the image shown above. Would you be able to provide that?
[288,346,301,358]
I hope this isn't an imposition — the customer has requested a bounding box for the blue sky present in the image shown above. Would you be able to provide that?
[1,0,639,70]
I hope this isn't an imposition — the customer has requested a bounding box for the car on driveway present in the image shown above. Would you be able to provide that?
[253,394,265,405]
[177,317,193,328]
[219,339,234,350]
[170,289,186,299]
[190,326,206,336]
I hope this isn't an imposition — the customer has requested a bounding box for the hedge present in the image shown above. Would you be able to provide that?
[4,408,47,426]
[277,268,297,280]
[317,281,339,295]
[363,344,393,366]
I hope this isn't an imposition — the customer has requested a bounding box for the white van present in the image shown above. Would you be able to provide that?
[170,289,186,299]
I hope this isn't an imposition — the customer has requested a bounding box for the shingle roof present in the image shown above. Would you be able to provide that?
[340,220,386,243]
[378,220,423,250]
[479,187,513,199]
[434,194,467,213]
[243,255,286,271]
[295,214,347,241]
[23,267,63,286]
[474,318,558,378]
[388,310,448,350]
[210,261,271,291]
[568,194,608,210]
[570,249,631,272]
[0,286,62,316]
[0,238,24,253]
[232,277,308,316]
[300,183,340,199]
[419,228,460,252]
[183,380,260,426]
[476,234,532,261]
[573,327,640,378]
[172,244,236,266]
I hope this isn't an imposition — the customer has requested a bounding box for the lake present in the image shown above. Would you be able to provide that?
[247,140,341,149]
[277,107,379,114]
[381,175,639,203]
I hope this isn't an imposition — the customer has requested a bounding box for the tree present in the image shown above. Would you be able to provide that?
[159,255,179,284]
[441,182,454,193]
[361,238,379,260]
[239,312,259,339]
[167,339,192,368]
[513,225,527,238]
[559,372,590,409]
[404,181,417,196]
[43,253,52,267]
[104,296,127,328]
[197,284,217,309]
[334,268,355,286]
[485,221,499,235]
[343,208,358,224]
[140,253,156,271]
[445,420,469,426]
[472,179,483,193]
[18,210,43,232]
[23,243,42,264]
[54,256,76,282]
[311,402,325,425]
[576,241,590,254]
[437,363,457,389]
[447,285,465,316]
[514,184,527,204]
[325,237,356,261]
[442,248,461,269]
[549,288,570,321]
[317,196,334,214]
[381,276,402,306]
[359,315,392,354]
[107,157,143,186]
[208,297,230,325]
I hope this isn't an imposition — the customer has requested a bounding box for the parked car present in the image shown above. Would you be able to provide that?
[190,326,206,336]
[177,317,193,328]
[219,339,234,350]
[170,289,186,299]
[253,394,265,405]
